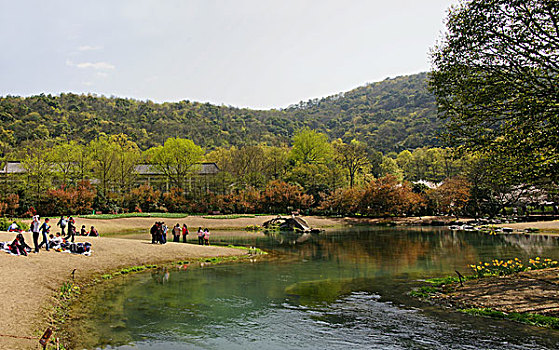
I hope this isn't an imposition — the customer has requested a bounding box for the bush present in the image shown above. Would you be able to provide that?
[124,185,161,212]
[0,194,20,217]
[37,181,97,216]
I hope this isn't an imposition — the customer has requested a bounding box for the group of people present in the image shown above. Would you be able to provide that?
[197,227,211,245]
[55,216,99,241]
[149,222,211,245]
[5,215,99,255]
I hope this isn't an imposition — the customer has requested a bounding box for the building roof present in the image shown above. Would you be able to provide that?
[135,163,220,175]
[1,162,25,174]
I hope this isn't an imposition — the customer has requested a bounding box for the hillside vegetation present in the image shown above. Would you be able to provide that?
[0,72,438,153]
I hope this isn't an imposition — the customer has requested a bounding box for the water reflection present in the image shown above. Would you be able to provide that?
[69,227,559,349]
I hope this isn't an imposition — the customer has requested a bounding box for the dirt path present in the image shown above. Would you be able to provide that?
[0,232,244,349]
[434,268,559,316]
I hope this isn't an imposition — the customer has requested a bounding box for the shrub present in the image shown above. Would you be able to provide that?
[124,185,161,212]
[37,181,97,216]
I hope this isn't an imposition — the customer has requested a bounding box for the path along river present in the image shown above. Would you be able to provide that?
[68,227,559,349]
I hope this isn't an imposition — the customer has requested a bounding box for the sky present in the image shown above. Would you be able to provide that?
[0,0,456,109]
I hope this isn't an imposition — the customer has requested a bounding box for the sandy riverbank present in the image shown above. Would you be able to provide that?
[0,232,245,349]
[429,267,559,317]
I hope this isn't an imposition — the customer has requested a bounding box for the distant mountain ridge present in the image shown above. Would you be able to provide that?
[0,72,440,153]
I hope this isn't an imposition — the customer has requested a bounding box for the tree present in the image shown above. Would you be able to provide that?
[89,134,119,196]
[430,0,559,182]
[146,137,204,191]
[290,128,331,165]
[333,139,370,188]
[19,140,56,206]
[427,176,472,217]
[112,134,141,194]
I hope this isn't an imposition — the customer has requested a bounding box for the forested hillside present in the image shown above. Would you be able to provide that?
[0,72,438,153]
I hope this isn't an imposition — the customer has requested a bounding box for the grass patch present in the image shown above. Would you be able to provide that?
[78,212,188,219]
[459,308,559,329]
[410,286,438,298]
[201,214,256,219]
[112,264,157,276]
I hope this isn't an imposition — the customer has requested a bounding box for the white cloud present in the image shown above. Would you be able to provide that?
[96,72,109,78]
[66,59,115,70]
[78,45,103,51]
[82,81,94,86]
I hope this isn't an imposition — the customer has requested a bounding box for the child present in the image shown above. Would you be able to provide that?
[203,228,210,246]
[197,227,204,245]
[80,225,87,236]
[89,226,99,237]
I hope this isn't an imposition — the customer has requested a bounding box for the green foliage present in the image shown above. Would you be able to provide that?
[59,281,80,300]
[409,286,438,298]
[430,0,559,184]
[201,214,255,219]
[459,308,559,330]
[291,128,332,165]
[0,73,438,154]
[78,212,187,219]
[146,137,204,190]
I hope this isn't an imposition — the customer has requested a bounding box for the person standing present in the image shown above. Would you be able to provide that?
[182,224,189,243]
[30,215,41,253]
[66,217,76,243]
[38,217,51,251]
[161,223,168,244]
[197,227,204,245]
[150,222,159,244]
[173,223,181,242]
[57,216,67,236]
[203,228,210,246]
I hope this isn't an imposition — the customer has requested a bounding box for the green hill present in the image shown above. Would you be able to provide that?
[0,72,439,153]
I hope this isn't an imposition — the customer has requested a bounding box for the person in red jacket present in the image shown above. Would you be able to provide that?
[182,224,189,243]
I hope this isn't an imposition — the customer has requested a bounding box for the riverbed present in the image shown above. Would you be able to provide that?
[69,227,559,349]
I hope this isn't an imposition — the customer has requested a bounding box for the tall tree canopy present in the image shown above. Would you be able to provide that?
[430,0,559,182]
[146,137,204,190]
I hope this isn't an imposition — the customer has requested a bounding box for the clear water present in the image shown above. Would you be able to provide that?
[70,227,559,349]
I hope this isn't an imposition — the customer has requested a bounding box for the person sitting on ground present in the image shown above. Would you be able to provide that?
[203,228,210,246]
[7,221,21,232]
[80,225,87,236]
[182,224,189,243]
[10,233,31,256]
[48,232,65,250]
[89,226,99,237]
[197,227,204,245]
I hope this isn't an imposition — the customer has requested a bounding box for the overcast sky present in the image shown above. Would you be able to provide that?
[0,0,456,109]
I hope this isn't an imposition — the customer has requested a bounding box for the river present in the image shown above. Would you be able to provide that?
[69,227,559,349]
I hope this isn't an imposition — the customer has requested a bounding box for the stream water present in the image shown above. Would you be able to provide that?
[70,227,559,349]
